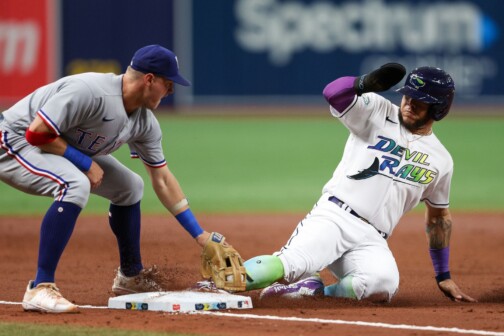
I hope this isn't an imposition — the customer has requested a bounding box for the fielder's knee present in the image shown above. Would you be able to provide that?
[58,173,90,209]
[111,172,144,205]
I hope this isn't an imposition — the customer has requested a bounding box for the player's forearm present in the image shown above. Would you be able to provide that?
[150,170,205,240]
[36,137,93,173]
[425,214,452,248]
[425,207,453,283]
[37,136,68,156]
[151,172,187,214]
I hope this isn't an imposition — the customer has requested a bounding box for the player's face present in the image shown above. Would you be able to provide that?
[399,96,432,133]
[144,75,174,109]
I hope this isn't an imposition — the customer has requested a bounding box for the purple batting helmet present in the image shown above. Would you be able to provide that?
[396,67,455,121]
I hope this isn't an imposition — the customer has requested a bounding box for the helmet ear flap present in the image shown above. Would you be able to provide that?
[428,90,454,121]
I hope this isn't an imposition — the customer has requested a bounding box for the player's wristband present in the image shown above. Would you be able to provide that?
[170,198,189,214]
[63,145,92,172]
[175,208,204,238]
[435,271,451,283]
[429,247,450,282]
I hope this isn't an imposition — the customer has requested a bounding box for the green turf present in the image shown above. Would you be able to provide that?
[434,118,504,211]
[0,322,193,336]
[0,115,502,215]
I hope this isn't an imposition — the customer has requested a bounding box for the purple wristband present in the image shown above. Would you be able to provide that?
[435,271,451,283]
[429,247,450,276]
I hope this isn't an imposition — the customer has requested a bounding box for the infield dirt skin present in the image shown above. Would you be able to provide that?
[0,213,503,336]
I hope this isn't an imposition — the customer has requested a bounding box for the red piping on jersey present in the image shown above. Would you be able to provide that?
[37,110,61,135]
[1,130,69,202]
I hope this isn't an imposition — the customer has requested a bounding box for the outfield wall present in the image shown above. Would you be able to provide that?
[1,0,503,111]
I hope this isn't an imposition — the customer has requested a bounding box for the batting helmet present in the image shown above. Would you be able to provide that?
[396,67,455,121]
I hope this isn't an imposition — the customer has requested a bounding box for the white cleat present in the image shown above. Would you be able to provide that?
[22,280,78,313]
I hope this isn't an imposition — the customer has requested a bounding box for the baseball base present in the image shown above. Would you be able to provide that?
[108,290,253,312]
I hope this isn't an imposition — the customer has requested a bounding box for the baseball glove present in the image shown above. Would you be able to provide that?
[201,232,247,292]
[354,63,406,96]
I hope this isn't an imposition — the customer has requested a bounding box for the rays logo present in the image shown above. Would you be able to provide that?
[409,74,426,89]
[348,136,438,186]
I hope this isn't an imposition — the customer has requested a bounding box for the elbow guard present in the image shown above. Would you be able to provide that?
[25,129,58,146]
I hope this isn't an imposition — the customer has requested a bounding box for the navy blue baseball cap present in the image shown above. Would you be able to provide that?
[130,45,191,86]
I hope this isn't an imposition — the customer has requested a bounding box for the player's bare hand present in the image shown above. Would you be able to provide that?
[438,279,477,302]
[86,161,104,189]
[196,231,211,248]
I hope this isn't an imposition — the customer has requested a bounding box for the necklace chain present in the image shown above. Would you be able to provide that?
[403,128,432,145]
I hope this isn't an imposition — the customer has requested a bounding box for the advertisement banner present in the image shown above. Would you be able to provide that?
[0,0,57,105]
[191,0,503,105]
[61,0,176,105]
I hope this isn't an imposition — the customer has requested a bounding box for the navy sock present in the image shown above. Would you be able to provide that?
[34,201,82,286]
[108,201,143,277]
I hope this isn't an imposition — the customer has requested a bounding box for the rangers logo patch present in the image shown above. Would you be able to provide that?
[211,232,224,243]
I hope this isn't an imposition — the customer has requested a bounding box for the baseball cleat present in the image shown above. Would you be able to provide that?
[259,275,324,299]
[112,266,163,296]
[22,280,78,313]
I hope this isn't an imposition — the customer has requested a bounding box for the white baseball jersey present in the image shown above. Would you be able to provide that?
[323,93,453,236]
[276,92,453,301]
[2,72,165,167]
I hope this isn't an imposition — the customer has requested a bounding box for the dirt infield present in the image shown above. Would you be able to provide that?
[0,212,503,335]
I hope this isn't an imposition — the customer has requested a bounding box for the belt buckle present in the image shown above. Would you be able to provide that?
[328,195,386,238]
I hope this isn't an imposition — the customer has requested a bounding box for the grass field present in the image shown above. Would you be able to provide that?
[0,322,186,336]
[0,115,502,215]
[0,114,502,336]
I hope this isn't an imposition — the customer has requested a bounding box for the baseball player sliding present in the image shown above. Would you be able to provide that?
[0,45,245,313]
[239,63,476,303]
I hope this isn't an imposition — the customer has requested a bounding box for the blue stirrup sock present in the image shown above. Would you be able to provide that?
[108,201,143,277]
[34,201,82,286]
[244,255,285,290]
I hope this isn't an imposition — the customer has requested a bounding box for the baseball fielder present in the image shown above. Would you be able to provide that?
[242,64,476,303]
[0,45,245,313]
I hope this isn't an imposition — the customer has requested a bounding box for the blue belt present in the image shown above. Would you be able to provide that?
[0,114,4,122]
[328,196,389,239]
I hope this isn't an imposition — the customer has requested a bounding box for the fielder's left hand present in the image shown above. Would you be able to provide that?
[438,279,477,302]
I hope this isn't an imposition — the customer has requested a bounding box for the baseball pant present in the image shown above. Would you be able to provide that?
[0,129,143,208]
[275,193,399,301]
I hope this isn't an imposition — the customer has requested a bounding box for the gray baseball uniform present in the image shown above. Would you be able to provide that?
[2,45,199,313]
[0,72,165,207]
